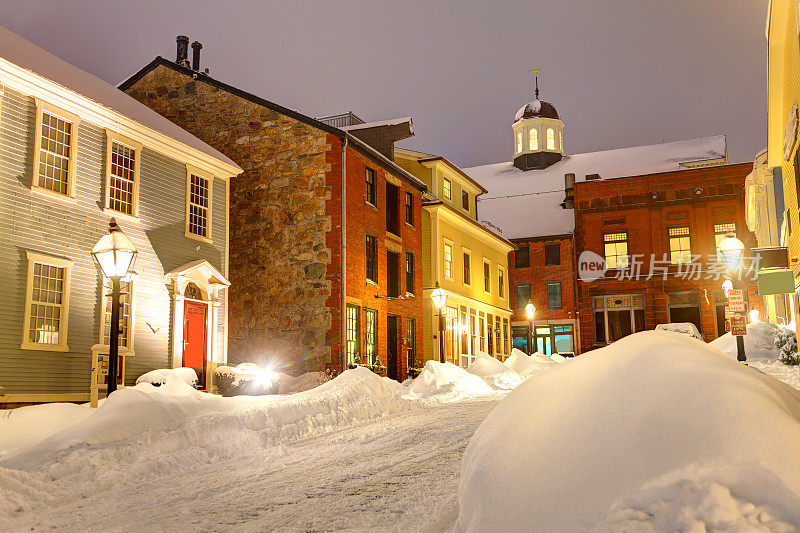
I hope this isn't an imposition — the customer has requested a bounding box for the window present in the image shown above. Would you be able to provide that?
[405,191,413,226]
[346,304,360,365]
[104,132,143,218]
[387,250,400,298]
[483,259,491,293]
[443,241,453,279]
[544,243,560,266]
[667,291,702,335]
[21,252,72,351]
[495,316,502,356]
[714,222,736,261]
[366,235,378,283]
[406,251,415,294]
[365,167,376,206]
[559,133,563,152]
[603,232,629,269]
[515,245,530,268]
[479,315,485,351]
[186,169,212,240]
[546,128,555,150]
[498,267,505,298]
[460,191,469,212]
[33,102,79,198]
[516,284,531,310]
[365,308,378,366]
[463,249,472,286]
[386,182,400,235]
[406,317,416,370]
[443,177,452,200]
[503,319,509,357]
[593,294,646,344]
[668,226,692,264]
[101,278,134,350]
[546,282,562,309]
[529,128,538,150]
[516,131,523,153]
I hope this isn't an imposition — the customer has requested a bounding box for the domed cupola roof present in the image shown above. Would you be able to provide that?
[514,99,559,122]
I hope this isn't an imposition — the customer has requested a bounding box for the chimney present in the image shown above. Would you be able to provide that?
[562,173,575,209]
[176,35,189,66]
[191,41,203,71]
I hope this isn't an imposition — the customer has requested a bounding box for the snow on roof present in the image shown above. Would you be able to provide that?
[341,117,413,131]
[0,25,240,170]
[468,135,726,239]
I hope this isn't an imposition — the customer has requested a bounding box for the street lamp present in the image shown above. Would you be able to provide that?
[525,302,536,355]
[91,218,138,395]
[430,282,447,363]
[718,232,746,362]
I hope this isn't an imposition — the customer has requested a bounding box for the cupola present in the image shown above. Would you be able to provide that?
[512,79,564,171]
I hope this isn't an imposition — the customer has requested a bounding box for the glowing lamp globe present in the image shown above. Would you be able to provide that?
[525,302,536,320]
[91,219,138,279]
[430,283,447,309]
[722,278,734,297]
[718,233,745,272]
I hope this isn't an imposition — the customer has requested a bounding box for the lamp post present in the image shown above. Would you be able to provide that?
[430,282,447,363]
[91,218,138,395]
[525,302,536,355]
[718,232,746,362]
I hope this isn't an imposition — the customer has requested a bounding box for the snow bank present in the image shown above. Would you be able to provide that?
[135,367,198,388]
[709,321,780,360]
[404,360,493,402]
[276,371,330,395]
[655,321,702,339]
[455,331,800,531]
[503,349,557,377]
[0,403,94,457]
[466,353,523,390]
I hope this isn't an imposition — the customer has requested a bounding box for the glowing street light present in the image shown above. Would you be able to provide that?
[718,232,746,362]
[91,218,137,395]
[430,282,448,363]
[722,278,733,297]
[525,302,536,355]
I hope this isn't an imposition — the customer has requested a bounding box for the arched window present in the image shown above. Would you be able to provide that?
[184,282,203,300]
[529,129,538,151]
[516,132,523,154]
[546,128,555,150]
[559,132,563,152]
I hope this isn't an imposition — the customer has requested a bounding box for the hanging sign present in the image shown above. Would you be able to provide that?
[727,289,745,313]
[730,314,747,337]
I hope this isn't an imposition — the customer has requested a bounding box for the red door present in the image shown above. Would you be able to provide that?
[183,300,208,387]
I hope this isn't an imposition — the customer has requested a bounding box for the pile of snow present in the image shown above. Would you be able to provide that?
[455,331,800,531]
[655,321,702,339]
[709,321,781,360]
[403,360,493,402]
[0,403,94,457]
[135,367,198,388]
[277,371,330,395]
[503,348,558,377]
[466,352,522,390]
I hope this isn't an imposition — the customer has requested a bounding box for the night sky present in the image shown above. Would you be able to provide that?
[0,0,768,167]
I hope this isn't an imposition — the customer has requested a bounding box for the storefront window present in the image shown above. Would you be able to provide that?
[593,294,646,344]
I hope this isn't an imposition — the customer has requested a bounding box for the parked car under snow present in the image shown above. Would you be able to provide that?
[654,322,702,339]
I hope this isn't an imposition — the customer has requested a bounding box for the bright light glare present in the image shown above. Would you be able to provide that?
[749,309,759,322]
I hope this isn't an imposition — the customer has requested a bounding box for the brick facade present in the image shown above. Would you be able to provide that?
[574,163,762,353]
[122,61,424,379]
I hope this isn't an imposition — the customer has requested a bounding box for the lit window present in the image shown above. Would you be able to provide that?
[406,317,416,370]
[483,259,491,293]
[365,308,378,366]
[365,167,376,206]
[529,128,538,150]
[516,132,523,153]
[443,178,452,200]
[546,128,555,150]
[559,133,563,152]
[105,133,142,217]
[346,304,360,365]
[443,241,453,278]
[21,252,72,351]
[463,250,471,286]
[186,169,211,240]
[668,226,692,264]
[101,278,133,349]
[604,232,629,269]
[33,103,79,198]
[498,268,505,298]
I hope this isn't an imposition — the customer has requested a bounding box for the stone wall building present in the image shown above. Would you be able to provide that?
[120,39,426,379]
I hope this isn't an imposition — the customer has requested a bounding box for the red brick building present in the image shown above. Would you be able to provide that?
[119,40,426,379]
[574,162,762,353]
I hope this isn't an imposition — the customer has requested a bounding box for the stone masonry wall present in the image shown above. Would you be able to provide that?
[124,66,332,373]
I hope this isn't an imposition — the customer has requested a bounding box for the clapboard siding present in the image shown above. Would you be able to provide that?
[0,85,229,395]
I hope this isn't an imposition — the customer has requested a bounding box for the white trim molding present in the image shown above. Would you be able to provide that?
[185,164,214,243]
[20,251,73,352]
[31,98,80,201]
[103,129,143,221]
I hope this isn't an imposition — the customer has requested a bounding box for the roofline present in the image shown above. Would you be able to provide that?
[119,57,426,191]
[422,199,516,249]
[417,156,489,194]
[572,161,753,188]
[510,233,574,243]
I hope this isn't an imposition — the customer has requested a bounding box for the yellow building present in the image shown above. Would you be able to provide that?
[395,148,515,366]
[766,0,800,322]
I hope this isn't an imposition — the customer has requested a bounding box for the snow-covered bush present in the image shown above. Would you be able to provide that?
[775,326,799,365]
[214,363,278,396]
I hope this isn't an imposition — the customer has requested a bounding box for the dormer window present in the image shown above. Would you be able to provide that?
[546,128,555,150]
[529,129,538,151]
[516,132,522,154]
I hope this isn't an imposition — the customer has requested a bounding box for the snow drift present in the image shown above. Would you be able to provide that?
[466,353,522,390]
[455,331,800,531]
[709,321,780,360]
[503,348,557,377]
[403,360,494,402]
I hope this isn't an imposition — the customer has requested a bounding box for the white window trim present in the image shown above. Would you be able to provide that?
[185,164,214,243]
[483,257,492,295]
[529,128,538,151]
[20,251,73,352]
[103,130,143,222]
[498,265,507,300]
[546,128,555,151]
[442,177,452,200]
[462,247,472,288]
[31,99,80,202]
[94,275,136,356]
[443,238,455,281]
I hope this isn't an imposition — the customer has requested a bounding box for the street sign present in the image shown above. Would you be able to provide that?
[730,314,747,337]
[727,289,745,313]
[724,306,733,320]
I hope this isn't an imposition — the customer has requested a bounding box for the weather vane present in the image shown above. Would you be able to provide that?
[530,69,540,99]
